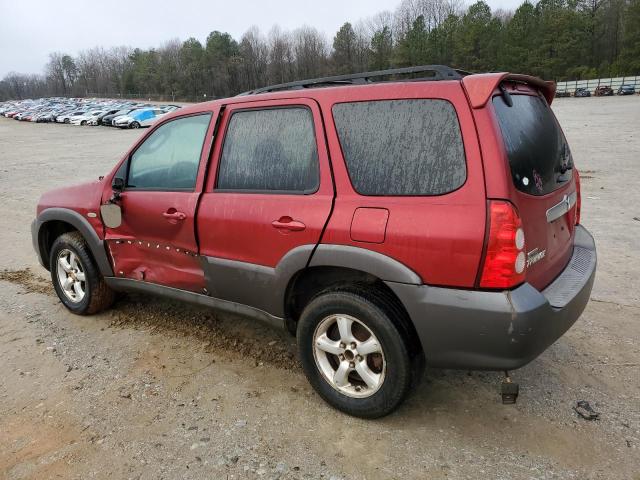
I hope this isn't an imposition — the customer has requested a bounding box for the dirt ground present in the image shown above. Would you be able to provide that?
[0,96,639,480]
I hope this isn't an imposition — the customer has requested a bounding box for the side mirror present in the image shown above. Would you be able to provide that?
[100,203,122,229]
[112,176,125,191]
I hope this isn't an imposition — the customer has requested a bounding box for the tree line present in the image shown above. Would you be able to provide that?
[1,0,639,101]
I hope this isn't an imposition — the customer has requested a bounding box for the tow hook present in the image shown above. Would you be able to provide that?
[501,371,519,404]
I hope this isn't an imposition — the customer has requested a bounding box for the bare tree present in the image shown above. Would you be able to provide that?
[353,20,373,71]
[394,0,463,38]
[45,52,68,94]
[293,25,329,79]
[267,26,295,84]
[107,46,134,95]
[238,26,269,91]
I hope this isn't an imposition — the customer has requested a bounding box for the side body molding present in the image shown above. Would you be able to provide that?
[202,244,421,318]
[309,245,422,284]
[32,208,114,277]
[104,277,284,329]
[202,245,315,318]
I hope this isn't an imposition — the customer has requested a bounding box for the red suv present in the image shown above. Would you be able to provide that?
[31,66,596,418]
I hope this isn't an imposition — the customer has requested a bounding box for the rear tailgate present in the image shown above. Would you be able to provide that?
[491,85,577,290]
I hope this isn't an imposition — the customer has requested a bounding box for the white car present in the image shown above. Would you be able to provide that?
[71,110,105,126]
[56,110,85,124]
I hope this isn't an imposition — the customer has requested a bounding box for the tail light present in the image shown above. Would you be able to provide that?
[574,169,581,225]
[479,200,526,289]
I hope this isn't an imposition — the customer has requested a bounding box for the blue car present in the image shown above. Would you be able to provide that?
[113,108,168,129]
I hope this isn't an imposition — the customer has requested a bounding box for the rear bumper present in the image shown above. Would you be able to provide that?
[388,225,596,370]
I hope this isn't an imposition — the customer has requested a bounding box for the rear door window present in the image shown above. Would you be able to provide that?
[216,107,319,193]
[332,99,466,196]
[493,94,573,196]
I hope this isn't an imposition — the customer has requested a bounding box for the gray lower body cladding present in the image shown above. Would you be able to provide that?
[31,219,45,268]
[104,277,284,330]
[34,205,596,373]
[31,209,114,277]
[387,225,596,370]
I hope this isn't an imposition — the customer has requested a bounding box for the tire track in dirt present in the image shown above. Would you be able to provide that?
[0,268,299,370]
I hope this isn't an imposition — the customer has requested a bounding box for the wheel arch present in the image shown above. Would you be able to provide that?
[34,208,113,276]
[283,245,423,358]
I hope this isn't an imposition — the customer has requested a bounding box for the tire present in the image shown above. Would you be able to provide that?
[49,232,115,315]
[297,287,413,418]
[130,121,140,129]
[81,120,86,126]
[64,118,70,124]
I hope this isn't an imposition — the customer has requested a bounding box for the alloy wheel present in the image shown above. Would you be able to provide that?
[56,249,86,303]
[313,314,386,398]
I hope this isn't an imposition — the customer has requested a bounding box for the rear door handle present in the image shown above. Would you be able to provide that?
[272,216,306,232]
[163,210,186,221]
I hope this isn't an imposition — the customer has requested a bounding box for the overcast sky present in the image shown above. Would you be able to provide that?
[0,0,525,78]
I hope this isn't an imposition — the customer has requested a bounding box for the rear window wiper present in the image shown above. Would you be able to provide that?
[498,84,513,107]
[559,164,573,174]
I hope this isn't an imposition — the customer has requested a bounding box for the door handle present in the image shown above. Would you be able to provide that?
[272,216,306,232]
[163,210,186,221]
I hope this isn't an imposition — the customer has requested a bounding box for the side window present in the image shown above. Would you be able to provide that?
[128,113,211,190]
[332,100,466,196]
[217,107,319,193]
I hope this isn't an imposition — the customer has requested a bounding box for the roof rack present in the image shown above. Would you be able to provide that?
[240,65,468,96]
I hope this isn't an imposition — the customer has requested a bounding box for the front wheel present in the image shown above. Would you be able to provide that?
[50,232,115,315]
[130,121,140,129]
[297,288,413,418]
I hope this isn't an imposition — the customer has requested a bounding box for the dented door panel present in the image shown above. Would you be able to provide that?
[103,109,218,292]
[105,190,205,292]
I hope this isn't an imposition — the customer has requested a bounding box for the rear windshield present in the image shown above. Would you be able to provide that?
[493,94,573,196]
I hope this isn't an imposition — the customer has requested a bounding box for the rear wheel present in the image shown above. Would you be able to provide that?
[50,232,115,315]
[297,288,413,418]
[64,118,70,124]
[81,120,86,126]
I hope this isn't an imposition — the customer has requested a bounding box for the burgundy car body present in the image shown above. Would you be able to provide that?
[32,69,596,372]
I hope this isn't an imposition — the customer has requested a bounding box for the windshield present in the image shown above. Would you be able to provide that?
[493,93,573,196]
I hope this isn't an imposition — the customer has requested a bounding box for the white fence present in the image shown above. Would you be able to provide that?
[556,76,640,93]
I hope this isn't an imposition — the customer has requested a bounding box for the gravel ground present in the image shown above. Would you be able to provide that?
[0,96,639,480]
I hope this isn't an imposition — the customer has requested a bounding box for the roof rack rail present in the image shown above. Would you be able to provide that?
[240,65,468,96]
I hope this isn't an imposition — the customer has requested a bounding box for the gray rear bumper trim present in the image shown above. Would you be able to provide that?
[387,225,596,370]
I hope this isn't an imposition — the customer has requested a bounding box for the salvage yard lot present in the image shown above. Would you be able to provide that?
[0,96,639,479]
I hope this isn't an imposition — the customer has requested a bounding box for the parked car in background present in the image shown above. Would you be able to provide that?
[113,108,167,128]
[68,111,96,125]
[57,110,86,124]
[31,66,596,418]
[35,110,59,122]
[574,87,591,97]
[555,90,571,98]
[594,86,613,96]
[102,108,144,126]
[89,109,123,126]
[101,109,131,126]
[617,84,636,95]
[71,110,106,126]
[0,98,181,128]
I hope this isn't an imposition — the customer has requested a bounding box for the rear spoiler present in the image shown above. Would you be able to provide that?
[462,73,556,108]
